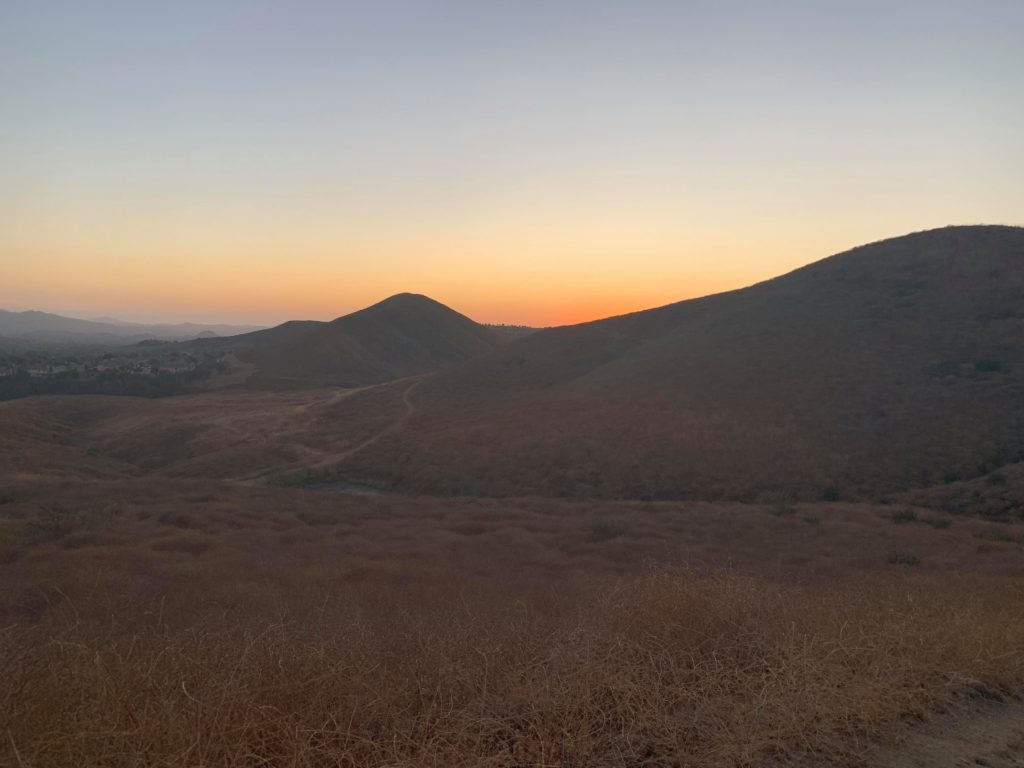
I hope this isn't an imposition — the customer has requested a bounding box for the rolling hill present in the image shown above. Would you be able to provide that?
[340,225,1024,502]
[199,293,505,387]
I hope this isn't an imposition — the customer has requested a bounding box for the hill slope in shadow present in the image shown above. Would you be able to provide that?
[341,225,1024,501]
[200,293,503,387]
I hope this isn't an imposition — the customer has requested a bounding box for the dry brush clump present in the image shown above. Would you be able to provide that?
[3,570,1024,767]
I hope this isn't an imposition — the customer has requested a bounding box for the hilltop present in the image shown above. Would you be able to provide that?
[340,225,1024,501]
[198,293,505,387]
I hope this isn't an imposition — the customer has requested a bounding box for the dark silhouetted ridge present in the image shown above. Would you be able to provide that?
[204,294,502,387]
[340,225,1024,502]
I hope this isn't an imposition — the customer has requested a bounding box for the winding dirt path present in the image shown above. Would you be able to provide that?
[230,375,426,483]
[306,375,425,469]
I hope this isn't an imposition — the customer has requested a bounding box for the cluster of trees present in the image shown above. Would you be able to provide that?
[0,366,218,399]
[0,348,230,400]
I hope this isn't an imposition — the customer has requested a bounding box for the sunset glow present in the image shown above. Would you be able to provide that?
[2,1,1022,326]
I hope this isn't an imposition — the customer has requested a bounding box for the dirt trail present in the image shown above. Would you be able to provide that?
[307,375,424,469]
[867,695,1024,768]
[229,375,425,483]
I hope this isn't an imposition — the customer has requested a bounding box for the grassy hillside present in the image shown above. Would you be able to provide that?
[341,226,1024,501]
[200,293,502,387]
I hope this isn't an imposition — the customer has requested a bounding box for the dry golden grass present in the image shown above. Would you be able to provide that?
[3,566,1024,767]
[0,381,409,483]
[2,477,1024,766]
[3,355,1024,765]
[3,477,1024,581]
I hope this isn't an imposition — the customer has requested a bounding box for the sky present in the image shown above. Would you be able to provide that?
[2,1,1022,327]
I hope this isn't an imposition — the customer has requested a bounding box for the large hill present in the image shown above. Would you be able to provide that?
[340,225,1024,501]
[200,293,504,387]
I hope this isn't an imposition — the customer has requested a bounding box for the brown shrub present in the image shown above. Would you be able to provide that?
[150,532,212,555]
[2,569,1023,767]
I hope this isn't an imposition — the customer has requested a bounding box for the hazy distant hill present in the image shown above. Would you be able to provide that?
[342,225,1024,501]
[0,309,263,345]
[199,293,504,387]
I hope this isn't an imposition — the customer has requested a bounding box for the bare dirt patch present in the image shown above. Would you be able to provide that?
[869,695,1024,768]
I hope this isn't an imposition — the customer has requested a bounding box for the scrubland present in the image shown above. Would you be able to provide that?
[341,227,1024,503]
[2,478,1024,766]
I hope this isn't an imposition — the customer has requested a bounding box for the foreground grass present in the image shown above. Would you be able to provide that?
[3,570,1024,767]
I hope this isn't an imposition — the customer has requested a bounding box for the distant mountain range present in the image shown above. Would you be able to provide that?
[193,293,512,387]
[0,309,264,346]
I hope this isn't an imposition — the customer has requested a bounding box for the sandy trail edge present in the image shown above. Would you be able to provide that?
[866,695,1024,768]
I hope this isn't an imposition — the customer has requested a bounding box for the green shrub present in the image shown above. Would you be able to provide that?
[891,509,917,525]
[822,486,840,502]
[888,551,920,566]
[84,503,121,530]
[988,530,1023,545]
[925,517,952,529]
[28,504,81,539]
[975,359,1005,373]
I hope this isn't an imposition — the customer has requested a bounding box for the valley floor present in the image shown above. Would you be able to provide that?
[3,385,1024,766]
[1,475,1024,766]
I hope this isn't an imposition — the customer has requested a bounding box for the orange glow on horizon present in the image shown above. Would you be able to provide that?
[2,2,1021,330]
[2,211,1019,328]
[2,211,827,326]
[0,243,797,328]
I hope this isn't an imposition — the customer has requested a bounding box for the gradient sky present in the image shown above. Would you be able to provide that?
[2,1,1022,326]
